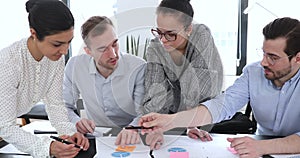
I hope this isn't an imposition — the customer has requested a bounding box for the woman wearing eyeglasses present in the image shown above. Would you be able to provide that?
[141,0,223,149]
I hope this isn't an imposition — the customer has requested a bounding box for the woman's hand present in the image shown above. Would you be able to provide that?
[187,127,212,141]
[115,128,141,147]
[49,132,89,157]
[146,130,164,150]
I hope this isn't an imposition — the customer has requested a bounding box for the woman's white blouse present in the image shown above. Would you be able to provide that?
[0,38,76,157]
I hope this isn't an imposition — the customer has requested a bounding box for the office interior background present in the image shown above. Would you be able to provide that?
[1,0,299,84]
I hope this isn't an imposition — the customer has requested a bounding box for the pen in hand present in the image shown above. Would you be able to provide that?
[50,136,83,149]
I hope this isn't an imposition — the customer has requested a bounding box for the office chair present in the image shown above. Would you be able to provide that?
[199,102,257,134]
[18,102,48,125]
[19,99,84,125]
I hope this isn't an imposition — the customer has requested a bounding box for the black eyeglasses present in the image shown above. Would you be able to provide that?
[151,29,178,41]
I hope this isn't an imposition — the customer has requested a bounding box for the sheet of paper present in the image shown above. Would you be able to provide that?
[170,152,189,158]
[95,134,238,158]
[95,134,300,158]
[116,145,136,152]
[0,144,29,155]
[22,120,56,134]
[92,127,112,137]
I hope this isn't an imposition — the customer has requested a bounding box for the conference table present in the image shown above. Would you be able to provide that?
[0,121,299,158]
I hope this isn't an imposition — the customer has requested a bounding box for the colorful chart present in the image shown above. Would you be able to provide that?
[111,152,130,157]
[168,147,187,152]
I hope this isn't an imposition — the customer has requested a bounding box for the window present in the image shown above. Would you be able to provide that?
[246,0,300,64]
[191,0,239,75]
[0,0,238,77]
[70,0,239,76]
[70,0,160,57]
[2,0,298,78]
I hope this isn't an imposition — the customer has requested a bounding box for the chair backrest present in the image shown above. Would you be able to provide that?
[245,101,257,124]
[199,102,257,134]
[18,103,48,125]
[75,99,85,117]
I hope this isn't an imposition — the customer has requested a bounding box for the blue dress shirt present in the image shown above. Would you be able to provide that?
[63,53,146,127]
[204,61,300,136]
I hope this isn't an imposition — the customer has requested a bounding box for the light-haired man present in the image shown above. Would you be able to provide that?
[64,16,146,146]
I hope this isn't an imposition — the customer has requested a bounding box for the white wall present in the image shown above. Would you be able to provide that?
[0,0,28,50]
[70,0,117,56]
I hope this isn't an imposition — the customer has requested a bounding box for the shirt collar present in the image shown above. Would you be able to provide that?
[25,38,47,64]
[289,68,300,82]
[88,58,97,74]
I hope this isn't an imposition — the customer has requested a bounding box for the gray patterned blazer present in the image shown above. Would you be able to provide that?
[141,24,223,114]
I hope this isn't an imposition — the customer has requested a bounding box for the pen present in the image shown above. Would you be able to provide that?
[124,126,153,130]
[262,155,274,158]
[50,136,82,149]
[34,130,58,134]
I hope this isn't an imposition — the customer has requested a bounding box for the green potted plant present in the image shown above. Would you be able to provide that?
[126,35,150,60]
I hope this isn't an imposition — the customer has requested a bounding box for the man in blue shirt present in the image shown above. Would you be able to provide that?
[63,16,146,146]
[139,17,300,157]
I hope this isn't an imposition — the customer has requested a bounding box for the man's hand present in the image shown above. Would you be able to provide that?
[76,118,95,134]
[227,136,263,158]
[187,127,212,141]
[115,128,141,147]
